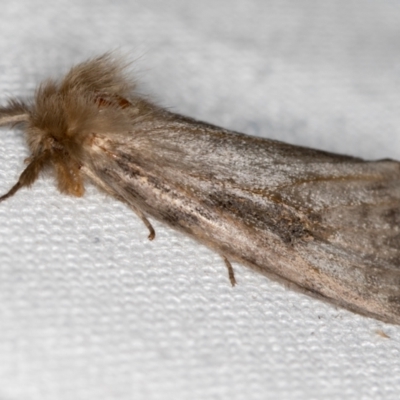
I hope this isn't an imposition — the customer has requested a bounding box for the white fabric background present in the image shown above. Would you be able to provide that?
[0,1,400,399]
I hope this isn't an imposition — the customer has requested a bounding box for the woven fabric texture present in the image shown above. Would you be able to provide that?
[0,1,400,399]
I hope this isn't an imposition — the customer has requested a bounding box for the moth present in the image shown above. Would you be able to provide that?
[0,54,400,324]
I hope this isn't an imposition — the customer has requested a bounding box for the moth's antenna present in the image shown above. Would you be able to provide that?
[0,113,29,126]
[0,100,30,126]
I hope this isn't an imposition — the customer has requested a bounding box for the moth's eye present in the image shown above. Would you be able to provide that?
[116,96,130,109]
[95,94,131,109]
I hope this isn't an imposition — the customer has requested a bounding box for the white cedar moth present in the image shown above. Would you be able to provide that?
[0,54,400,324]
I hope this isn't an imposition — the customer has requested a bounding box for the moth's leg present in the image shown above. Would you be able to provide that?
[0,151,49,202]
[128,204,155,241]
[223,256,236,287]
[81,167,156,240]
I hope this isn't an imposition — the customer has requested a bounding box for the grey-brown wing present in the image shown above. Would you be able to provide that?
[89,114,400,323]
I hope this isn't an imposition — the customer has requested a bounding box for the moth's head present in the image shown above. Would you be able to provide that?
[0,54,136,202]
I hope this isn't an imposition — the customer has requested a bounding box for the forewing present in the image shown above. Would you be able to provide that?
[88,112,400,323]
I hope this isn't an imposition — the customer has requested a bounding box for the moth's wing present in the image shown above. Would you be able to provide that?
[89,114,400,323]
[271,156,400,323]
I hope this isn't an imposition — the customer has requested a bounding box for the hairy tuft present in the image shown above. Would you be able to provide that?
[0,54,148,198]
